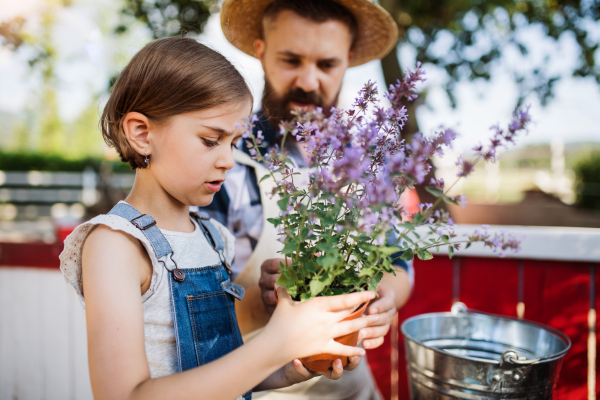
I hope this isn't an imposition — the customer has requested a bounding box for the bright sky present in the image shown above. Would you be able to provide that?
[1,0,599,152]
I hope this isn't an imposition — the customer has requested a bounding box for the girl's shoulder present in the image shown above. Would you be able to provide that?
[60,213,163,308]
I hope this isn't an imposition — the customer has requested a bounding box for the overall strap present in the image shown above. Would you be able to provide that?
[191,211,225,251]
[191,211,231,275]
[108,203,185,282]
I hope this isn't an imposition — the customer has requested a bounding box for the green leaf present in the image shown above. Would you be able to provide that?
[309,274,334,297]
[276,270,297,287]
[379,246,403,256]
[448,246,455,259]
[259,173,272,183]
[310,278,327,297]
[280,241,297,255]
[277,197,289,211]
[443,196,459,205]
[267,217,281,227]
[305,260,317,273]
[368,272,384,291]
[317,255,338,268]
[399,248,414,261]
[316,242,335,253]
[398,222,415,230]
[417,249,434,261]
[441,235,450,244]
[425,187,444,197]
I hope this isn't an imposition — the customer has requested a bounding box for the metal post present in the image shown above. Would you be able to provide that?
[453,257,460,304]
[391,313,399,400]
[517,260,525,319]
[589,263,596,400]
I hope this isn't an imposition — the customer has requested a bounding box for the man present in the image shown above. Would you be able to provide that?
[205,1,413,398]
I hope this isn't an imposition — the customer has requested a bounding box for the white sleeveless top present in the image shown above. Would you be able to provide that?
[59,201,235,378]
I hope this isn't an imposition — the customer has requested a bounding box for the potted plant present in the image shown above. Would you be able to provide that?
[242,63,529,371]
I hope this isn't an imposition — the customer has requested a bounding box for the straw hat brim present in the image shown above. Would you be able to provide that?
[220,0,398,67]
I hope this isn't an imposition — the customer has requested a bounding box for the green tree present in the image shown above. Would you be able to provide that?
[574,151,600,212]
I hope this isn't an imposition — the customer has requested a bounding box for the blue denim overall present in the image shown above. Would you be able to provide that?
[108,203,251,400]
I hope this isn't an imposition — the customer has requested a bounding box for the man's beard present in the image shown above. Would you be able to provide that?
[261,77,339,129]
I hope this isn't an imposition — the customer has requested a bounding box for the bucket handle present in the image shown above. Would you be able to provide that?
[451,302,468,316]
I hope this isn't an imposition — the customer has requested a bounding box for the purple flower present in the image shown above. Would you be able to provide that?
[456,157,475,178]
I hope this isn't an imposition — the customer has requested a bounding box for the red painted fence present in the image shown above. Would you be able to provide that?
[0,237,597,399]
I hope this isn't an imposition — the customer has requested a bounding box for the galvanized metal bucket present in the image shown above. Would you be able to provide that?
[401,303,571,399]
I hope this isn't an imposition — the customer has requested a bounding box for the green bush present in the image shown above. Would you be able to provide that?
[575,151,600,212]
[0,151,132,172]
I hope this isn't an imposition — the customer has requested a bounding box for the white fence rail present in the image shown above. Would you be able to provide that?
[0,268,92,400]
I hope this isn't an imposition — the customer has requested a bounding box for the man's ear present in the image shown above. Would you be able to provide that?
[254,38,266,66]
[122,112,152,156]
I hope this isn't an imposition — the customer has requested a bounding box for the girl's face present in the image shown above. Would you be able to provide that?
[148,101,250,207]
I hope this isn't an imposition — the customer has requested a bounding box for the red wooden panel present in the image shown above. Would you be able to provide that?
[459,257,520,317]
[367,256,454,399]
[522,260,594,399]
[0,242,63,269]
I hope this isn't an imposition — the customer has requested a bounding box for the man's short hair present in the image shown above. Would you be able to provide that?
[262,0,358,48]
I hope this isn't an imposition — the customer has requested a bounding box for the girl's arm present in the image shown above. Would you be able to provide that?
[83,226,377,400]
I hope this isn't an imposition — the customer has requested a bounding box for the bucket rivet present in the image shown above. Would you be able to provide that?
[513,374,521,381]
[493,374,501,382]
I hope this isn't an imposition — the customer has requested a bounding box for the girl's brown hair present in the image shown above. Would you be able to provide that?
[101,37,253,169]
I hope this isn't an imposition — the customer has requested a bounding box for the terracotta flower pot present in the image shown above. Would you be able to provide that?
[274,288,370,372]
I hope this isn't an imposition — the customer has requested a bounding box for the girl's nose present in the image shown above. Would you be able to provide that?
[216,146,236,170]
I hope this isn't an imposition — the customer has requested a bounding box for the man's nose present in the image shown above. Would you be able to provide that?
[295,64,320,93]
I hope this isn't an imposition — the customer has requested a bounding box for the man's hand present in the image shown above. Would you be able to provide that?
[360,283,396,350]
[284,356,361,384]
[259,258,283,315]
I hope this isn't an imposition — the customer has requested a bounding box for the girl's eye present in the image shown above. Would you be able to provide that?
[202,138,219,147]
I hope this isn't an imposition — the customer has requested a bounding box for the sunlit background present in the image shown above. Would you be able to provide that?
[1,0,599,235]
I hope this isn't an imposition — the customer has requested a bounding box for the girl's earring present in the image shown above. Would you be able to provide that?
[144,150,149,164]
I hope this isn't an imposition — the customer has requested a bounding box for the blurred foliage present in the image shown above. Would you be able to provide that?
[0,17,26,50]
[574,151,600,211]
[0,151,131,173]
[380,0,600,106]
[118,0,219,38]
[1,0,598,106]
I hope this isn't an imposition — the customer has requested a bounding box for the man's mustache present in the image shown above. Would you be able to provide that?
[284,88,324,109]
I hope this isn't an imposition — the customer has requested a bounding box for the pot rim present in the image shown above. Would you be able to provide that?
[400,310,572,365]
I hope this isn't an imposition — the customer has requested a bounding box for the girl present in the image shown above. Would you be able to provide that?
[60,37,377,400]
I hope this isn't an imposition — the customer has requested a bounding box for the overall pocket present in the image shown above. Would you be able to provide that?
[186,291,239,366]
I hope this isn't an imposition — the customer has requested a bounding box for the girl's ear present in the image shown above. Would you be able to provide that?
[123,112,152,156]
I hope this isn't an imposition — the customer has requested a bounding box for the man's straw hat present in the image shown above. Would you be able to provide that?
[220,0,398,67]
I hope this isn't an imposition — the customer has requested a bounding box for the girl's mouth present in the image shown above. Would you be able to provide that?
[205,180,223,193]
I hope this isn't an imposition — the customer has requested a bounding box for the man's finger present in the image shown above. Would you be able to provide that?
[320,359,343,380]
[263,290,276,305]
[367,295,395,315]
[344,356,360,371]
[362,337,384,350]
[265,258,285,273]
[292,359,313,379]
[359,324,391,341]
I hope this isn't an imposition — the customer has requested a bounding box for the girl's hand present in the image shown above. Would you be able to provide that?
[264,287,378,363]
